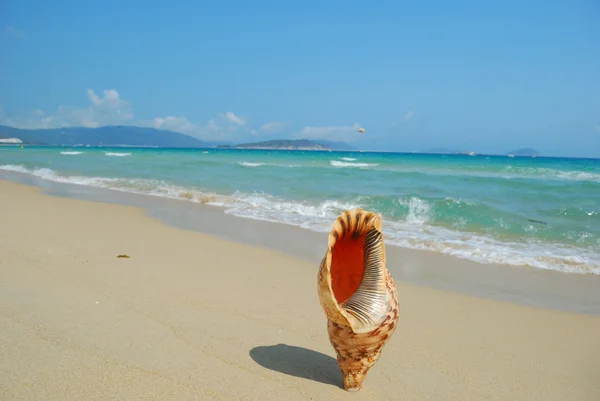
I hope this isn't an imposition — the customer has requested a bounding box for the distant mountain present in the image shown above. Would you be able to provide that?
[506,148,540,157]
[219,139,355,150]
[0,125,227,147]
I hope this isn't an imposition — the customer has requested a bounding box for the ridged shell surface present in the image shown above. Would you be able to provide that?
[317,208,399,391]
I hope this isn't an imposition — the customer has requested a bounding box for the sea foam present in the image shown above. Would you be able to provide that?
[330,160,379,168]
[1,163,598,275]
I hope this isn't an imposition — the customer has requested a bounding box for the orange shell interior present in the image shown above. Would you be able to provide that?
[330,233,365,304]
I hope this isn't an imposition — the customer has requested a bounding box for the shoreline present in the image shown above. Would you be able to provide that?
[2,172,600,316]
[1,179,600,400]
[1,159,598,276]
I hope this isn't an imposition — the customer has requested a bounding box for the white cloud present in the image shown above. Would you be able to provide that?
[260,121,285,132]
[5,25,25,38]
[2,89,134,129]
[144,111,249,141]
[143,113,248,141]
[2,89,252,141]
[222,111,245,126]
[402,111,414,122]
[151,116,195,132]
[293,122,362,142]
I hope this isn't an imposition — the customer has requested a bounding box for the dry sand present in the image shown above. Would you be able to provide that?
[1,180,599,400]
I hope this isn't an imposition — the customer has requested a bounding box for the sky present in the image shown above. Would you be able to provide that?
[1,0,599,157]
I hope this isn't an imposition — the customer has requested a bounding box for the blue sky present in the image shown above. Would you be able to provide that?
[1,0,599,157]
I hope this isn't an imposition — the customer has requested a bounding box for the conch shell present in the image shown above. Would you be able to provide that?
[317,208,399,391]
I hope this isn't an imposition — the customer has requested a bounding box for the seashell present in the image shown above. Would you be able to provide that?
[317,208,399,392]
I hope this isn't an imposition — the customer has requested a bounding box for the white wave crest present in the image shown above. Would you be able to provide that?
[398,197,432,225]
[503,166,600,182]
[0,164,224,204]
[0,164,33,174]
[330,160,378,168]
[216,193,359,220]
[60,151,83,155]
[340,157,357,161]
[105,152,131,157]
[236,161,299,168]
[1,163,598,275]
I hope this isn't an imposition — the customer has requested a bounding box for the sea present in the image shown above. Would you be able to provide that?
[1,146,598,275]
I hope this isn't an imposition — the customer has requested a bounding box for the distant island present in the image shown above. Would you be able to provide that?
[0,125,227,148]
[218,139,355,151]
[0,124,540,156]
[0,125,355,151]
[506,148,540,157]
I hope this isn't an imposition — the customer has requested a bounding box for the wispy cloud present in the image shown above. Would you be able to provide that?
[1,89,250,141]
[145,112,246,141]
[5,25,25,38]
[260,121,285,132]
[1,89,381,143]
[2,89,133,129]
[594,124,600,133]
[402,111,414,122]
[150,116,195,132]
[293,122,362,142]
[222,111,245,126]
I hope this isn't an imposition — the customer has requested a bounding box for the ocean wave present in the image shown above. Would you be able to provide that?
[236,161,299,168]
[60,151,83,155]
[398,196,431,224]
[238,162,266,167]
[400,168,599,183]
[1,163,598,275]
[380,223,599,275]
[0,164,225,204]
[105,152,131,157]
[330,160,379,168]
[328,163,600,183]
[502,166,600,182]
[230,159,598,183]
[220,192,599,275]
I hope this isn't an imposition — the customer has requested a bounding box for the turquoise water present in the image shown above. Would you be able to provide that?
[1,146,599,274]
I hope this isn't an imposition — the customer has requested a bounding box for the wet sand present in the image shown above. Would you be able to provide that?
[1,180,599,400]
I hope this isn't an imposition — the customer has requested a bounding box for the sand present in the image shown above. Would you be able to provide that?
[1,179,599,400]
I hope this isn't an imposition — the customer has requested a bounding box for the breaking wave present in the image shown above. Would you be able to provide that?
[1,163,598,275]
[330,160,379,168]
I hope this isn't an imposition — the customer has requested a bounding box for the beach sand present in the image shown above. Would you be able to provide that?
[1,179,599,400]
